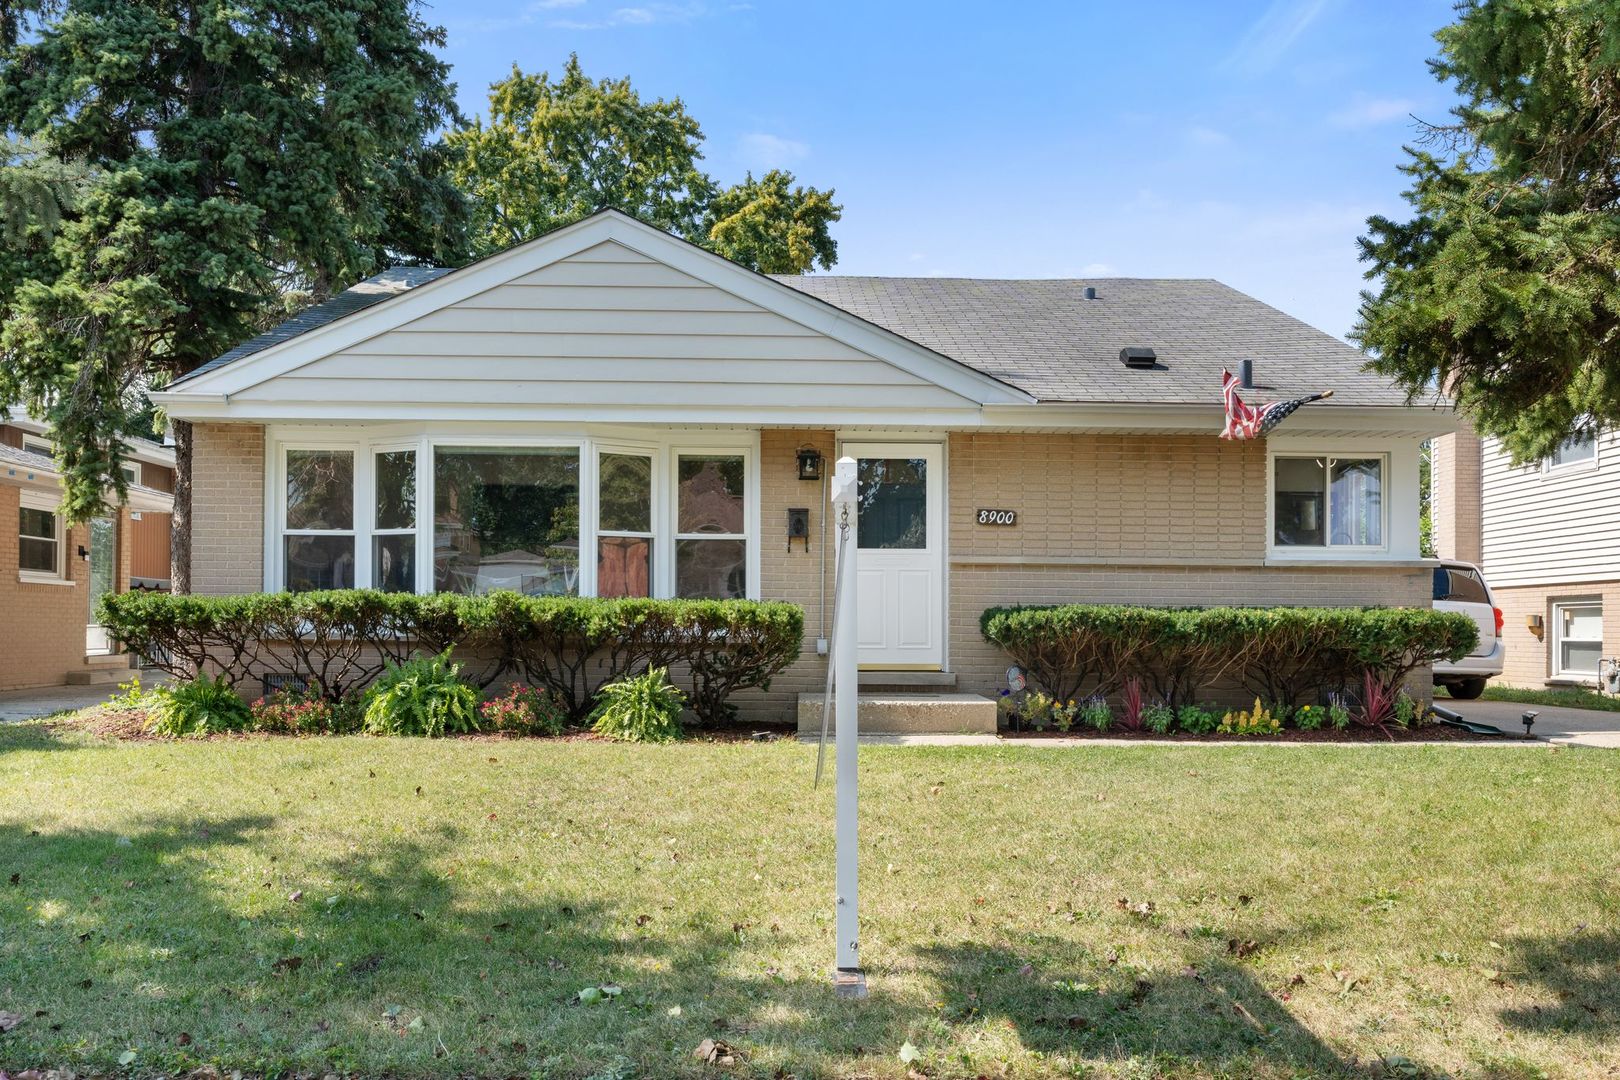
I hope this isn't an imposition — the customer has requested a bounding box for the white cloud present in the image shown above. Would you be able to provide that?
[1219,0,1336,77]
[1328,95,1419,129]
[448,0,585,33]
[1186,126,1231,147]
[737,132,809,170]
[550,2,707,30]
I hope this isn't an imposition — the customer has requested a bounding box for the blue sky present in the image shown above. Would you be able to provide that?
[434,0,1457,339]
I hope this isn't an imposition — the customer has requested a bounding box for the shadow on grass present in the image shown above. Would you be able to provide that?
[1500,928,1620,1038]
[0,721,92,753]
[0,816,1405,1079]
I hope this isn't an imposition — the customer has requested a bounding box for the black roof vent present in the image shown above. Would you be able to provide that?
[1083,286,1097,300]
[1120,346,1159,370]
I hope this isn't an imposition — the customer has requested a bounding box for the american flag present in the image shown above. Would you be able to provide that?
[1220,370,1334,440]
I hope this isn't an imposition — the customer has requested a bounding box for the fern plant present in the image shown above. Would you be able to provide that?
[147,674,253,737]
[590,667,685,743]
[362,653,480,737]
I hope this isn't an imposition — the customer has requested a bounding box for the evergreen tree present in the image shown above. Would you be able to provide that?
[1355,0,1620,462]
[0,0,467,590]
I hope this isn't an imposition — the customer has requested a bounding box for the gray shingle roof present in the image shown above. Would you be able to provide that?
[771,275,1409,406]
[174,257,1412,409]
[171,266,453,387]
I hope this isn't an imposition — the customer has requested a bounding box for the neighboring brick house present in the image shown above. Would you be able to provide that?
[1433,424,1620,690]
[1,411,176,691]
[151,210,1455,726]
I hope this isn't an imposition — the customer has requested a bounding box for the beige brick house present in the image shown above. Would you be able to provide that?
[151,210,1455,724]
[1433,424,1620,691]
[1,411,176,691]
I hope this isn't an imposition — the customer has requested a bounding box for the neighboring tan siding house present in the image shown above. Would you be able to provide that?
[1434,425,1620,689]
[0,412,176,691]
[153,210,1454,724]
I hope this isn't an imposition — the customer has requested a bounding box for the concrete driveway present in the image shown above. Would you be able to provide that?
[1439,698,1620,748]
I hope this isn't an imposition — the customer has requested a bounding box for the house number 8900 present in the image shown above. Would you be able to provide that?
[976,508,1017,526]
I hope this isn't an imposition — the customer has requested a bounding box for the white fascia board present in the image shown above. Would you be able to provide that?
[172,211,1033,408]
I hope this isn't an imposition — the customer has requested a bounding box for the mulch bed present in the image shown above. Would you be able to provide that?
[998,722,1515,743]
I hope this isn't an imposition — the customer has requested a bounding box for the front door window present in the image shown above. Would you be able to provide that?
[857,458,928,550]
[87,516,116,653]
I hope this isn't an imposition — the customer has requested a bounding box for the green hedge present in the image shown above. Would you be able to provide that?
[98,590,804,724]
[979,604,1478,707]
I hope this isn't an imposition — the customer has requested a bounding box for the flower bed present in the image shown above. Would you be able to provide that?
[99,590,804,724]
[981,604,1478,736]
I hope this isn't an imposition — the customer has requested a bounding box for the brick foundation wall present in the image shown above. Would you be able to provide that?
[0,484,91,691]
[1491,580,1620,688]
[192,423,265,594]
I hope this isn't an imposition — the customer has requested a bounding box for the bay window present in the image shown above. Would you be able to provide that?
[273,434,752,598]
[1272,455,1384,549]
[675,454,747,599]
[283,449,355,591]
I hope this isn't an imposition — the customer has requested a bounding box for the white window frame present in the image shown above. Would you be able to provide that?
[370,444,419,594]
[672,447,754,600]
[1267,451,1391,556]
[1543,429,1599,475]
[18,490,69,584]
[262,425,759,600]
[1552,599,1602,680]
[595,444,661,599]
[120,461,142,487]
[278,444,360,592]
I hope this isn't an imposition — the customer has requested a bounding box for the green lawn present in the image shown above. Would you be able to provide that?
[1438,683,1620,714]
[2,724,1617,1079]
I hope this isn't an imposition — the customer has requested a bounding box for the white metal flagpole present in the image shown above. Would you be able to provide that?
[829,455,866,998]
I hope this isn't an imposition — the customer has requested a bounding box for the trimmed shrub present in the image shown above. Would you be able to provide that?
[480,683,568,736]
[148,674,254,737]
[362,653,481,737]
[590,667,685,743]
[982,604,1477,711]
[98,591,803,723]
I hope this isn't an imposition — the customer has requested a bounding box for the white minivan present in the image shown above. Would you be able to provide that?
[1432,561,1505,699]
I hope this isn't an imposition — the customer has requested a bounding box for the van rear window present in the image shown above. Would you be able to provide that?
[1433,566,1489,604]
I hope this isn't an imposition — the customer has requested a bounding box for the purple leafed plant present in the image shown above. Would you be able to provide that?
[1119,676,1145,732]
[1357,670,1397,738]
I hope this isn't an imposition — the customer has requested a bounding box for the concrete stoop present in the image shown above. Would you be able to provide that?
[64,652,138,686]
[797,692,997,735]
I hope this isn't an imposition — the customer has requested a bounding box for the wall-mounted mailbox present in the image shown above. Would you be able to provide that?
[787,507,810,551]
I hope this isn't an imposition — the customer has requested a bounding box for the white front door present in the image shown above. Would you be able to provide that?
[843,442,944,669]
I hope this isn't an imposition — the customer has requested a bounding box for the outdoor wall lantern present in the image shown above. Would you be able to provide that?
[1526,614,1544,639]
[797,448,824,481]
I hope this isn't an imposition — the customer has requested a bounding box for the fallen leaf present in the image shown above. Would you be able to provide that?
[118,1050,137,1066]
[272,956,303,973]
[898,1040,921,1064]
[287,890,303,903]
[1227,939,1260,960]
[0,1011,21,1032]
[176,1032,192,1046]
[693,1037,739,1065]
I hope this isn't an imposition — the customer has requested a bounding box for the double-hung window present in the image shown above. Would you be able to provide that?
[372,449,417,593]
[1553,601,1602,679]
[283,449,356,591]
[675,454,748,599]
[597,451,654,598]
[18,493,65,580]
[1273,455,1384,549]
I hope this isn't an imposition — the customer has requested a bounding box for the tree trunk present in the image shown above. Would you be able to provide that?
[170,419,192,594]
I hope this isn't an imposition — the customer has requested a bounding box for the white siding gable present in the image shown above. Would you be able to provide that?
[231,241,975,411]
[1480,430,1620,587]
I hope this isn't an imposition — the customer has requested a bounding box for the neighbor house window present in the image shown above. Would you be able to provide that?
[597,451,654,598]
[1547,430,1597,470]
[120,461,141,486]
[1553,601,1602,679]
[283,449,355,591]
[18,494,64,579]
[373,449,416,593]
[675,454,747,599]
[21,436,51,458]
[1273,456,1383,548]
[433,446,580,595]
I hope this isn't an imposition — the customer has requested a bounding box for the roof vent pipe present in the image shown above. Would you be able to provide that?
[1083,286,1097,300]
[1239,359,1254,389]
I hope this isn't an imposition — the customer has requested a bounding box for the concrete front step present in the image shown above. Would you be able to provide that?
[857,669,957,690]
[66,652,138,685]
[797,692,997,735]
